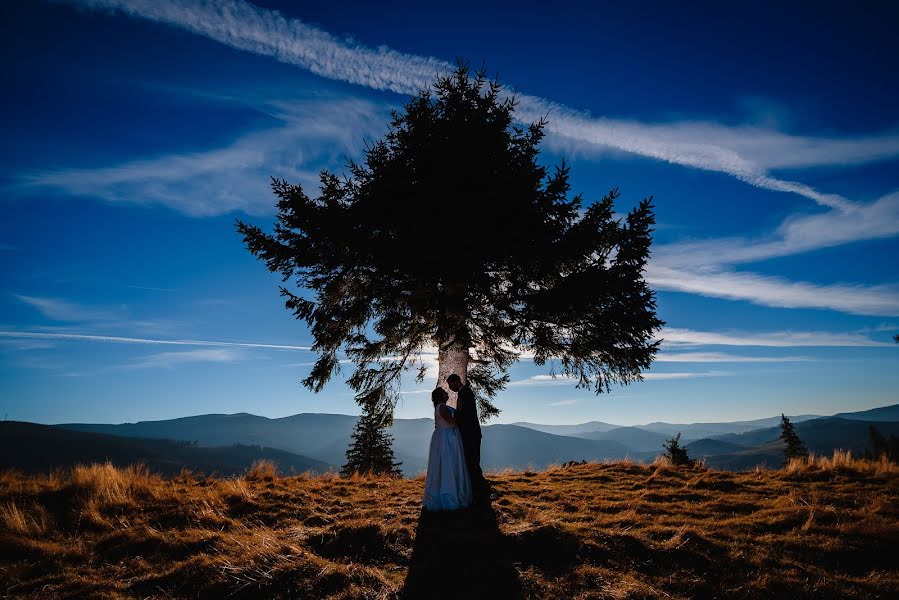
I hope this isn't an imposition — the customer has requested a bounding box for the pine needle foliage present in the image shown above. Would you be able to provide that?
[780,414,808,463]
[865,425,899,463]
[236,63,663,423]
[662,432,693,467]
[341,410,402,477]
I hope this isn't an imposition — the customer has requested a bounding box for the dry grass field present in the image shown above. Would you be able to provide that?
[1,453,897,599]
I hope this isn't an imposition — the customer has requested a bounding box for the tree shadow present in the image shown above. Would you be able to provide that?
[400,503,524,599]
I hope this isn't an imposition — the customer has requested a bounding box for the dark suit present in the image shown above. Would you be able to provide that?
[455,384,487,501]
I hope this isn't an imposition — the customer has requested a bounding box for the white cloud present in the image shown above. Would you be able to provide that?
[508,374,579,387]
[64,0,899,210]
[14,294,126,322]
[0,330,312,351]
[647,265,899,316]
[660,327,891,347]
[548,399,577,406]
[18,96,390,216]
[124,348,241,369]
[509,371,731,386]
[654,192,899,269]
[655,352,813,363]
[641,370,732,380]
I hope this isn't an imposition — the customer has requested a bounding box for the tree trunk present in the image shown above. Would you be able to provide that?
[437,344,469,409]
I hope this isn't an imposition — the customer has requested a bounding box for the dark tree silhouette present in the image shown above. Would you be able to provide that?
[237,64,663,422]
[341,408,402,477]
[779,414,808,463]
[865,425,899,463]
[662,432,693,467]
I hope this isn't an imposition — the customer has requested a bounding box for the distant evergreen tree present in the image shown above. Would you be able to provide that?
[662,432,693,467]
[779,414,808,463]
[866,425,899,463]
[341,409,402,477]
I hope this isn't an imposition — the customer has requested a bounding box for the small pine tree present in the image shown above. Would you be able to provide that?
[867,425,899,463]
[779,413,808,463]
[341,409,403,477]
[662,432,693,467]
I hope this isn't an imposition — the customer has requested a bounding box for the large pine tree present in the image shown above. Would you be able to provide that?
[341,408,403,477]
[237,64,663,422]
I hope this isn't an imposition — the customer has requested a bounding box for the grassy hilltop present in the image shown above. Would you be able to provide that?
[1,455,897,599]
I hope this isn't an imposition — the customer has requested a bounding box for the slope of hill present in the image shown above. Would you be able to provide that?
[835,403,899,422]
[58,412,360,462]
[684,437,746,457]
[47,403,899,475]
[55,415,650,475]
[481,425,648,469]
[508,421,619,436]
[639,413,822,440]
[709,417,899,450]
[0,421,329,476]
[580,426,671,451]
[702,418,899,470]
[1,459,895,599]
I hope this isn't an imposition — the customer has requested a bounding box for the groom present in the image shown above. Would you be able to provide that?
[447,373,489,505]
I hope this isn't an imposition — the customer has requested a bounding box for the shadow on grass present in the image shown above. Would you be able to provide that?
[400,503,525,599]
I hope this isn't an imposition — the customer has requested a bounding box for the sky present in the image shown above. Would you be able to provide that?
[1,0,898,426]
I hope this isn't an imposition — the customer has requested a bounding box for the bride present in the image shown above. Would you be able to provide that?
[423,387,472,511]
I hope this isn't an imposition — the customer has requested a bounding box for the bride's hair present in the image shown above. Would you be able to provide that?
[431,387,448,406]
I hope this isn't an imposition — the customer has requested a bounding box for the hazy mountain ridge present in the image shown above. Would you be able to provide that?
[30,403,899,475]
[0,421,330,476]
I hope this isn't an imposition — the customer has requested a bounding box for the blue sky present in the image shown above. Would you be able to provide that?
[1,0,898,426]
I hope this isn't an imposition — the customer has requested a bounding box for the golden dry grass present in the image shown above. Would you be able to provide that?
[0,453,896,599]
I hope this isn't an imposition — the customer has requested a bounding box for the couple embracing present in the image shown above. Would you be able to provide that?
[423,374,490,511]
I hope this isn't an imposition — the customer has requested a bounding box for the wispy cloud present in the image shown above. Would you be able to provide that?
[62,0,899,210]
[641,370,732,380]
[0,330,312,351]
[127,285,176,292]
[655,352,813,363]
[548,399,577,406]
[655,192,899,269]
[648,265,899,317]
[660,327,891,347]
[14,294,126,322]
[0,338,56,351]
[124,348,242,369]
[17,96,390,216]
[508,371,730,387]
[643,192,899,316]
[508,374,579,387]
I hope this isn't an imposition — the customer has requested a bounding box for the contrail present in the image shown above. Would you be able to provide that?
[0,330,312,351]
[63,0,899,210]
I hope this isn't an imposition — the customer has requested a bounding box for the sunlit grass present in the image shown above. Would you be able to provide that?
[0,452,896,598]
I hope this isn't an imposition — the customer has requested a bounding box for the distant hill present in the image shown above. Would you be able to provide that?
[53,414,650,475]
[41,403,899,474]
[507,421,619,436]
[702,418,899,470]
[58,412,360,462]
[481,425,647,470]
[684,438,746,457]
[835,404,899,422]
[0,421,330,476]
[638,414,822,440]
[579,426,671,452]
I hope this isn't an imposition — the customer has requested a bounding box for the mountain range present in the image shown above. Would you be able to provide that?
[3,403,896,476]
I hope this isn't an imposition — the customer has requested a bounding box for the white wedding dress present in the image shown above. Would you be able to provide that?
[423,403,472,511]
